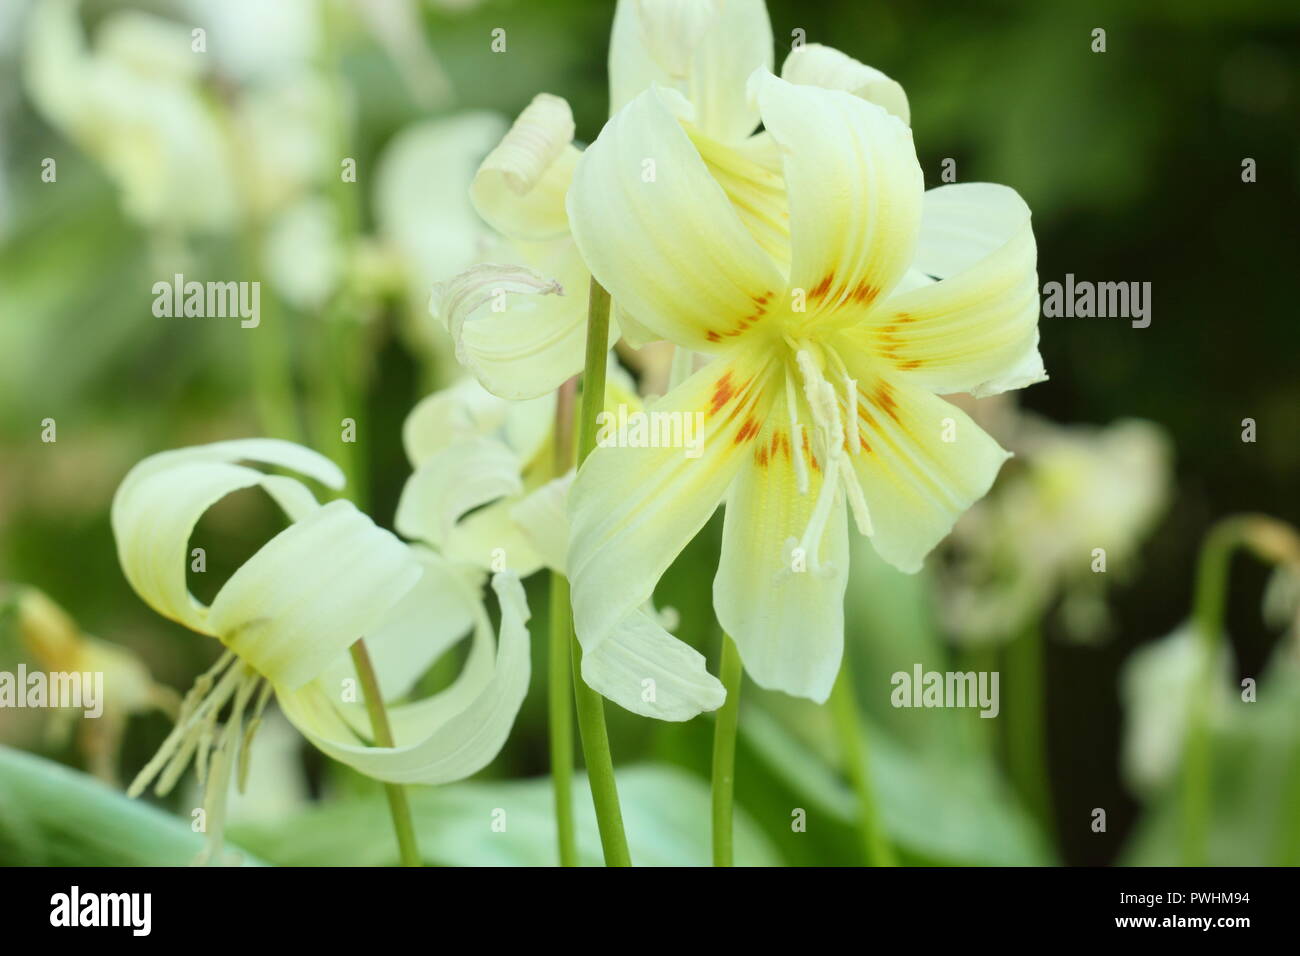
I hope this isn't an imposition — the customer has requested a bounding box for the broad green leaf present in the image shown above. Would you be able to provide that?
[0,746,263,866]
[741,706,1053,866]
[233,763,779,866]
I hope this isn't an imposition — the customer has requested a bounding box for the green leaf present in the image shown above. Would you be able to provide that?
[233,763,780,866]
[0,746,263,866]
[740,707,1053,866]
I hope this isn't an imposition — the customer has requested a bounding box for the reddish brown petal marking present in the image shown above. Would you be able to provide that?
[898,359,922,370]
[809,274,834,300]
[800,429,821,472]
[754,442,770,467]
[871,381,902,424]
[734,416,762,444]
[706,330,721,342]
[895,311,915,323]
[708,371,735,416]
[850,282,879,305]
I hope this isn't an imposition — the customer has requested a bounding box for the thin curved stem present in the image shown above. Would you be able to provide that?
[570,277,632,866]
[711,632,744,866]
[350,639,422,867]
[1180,514,1300,865]
[828,660,896,866]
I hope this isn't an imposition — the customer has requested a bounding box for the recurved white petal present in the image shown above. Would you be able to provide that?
[568,86,786,352]
[568,347,777,718]
[317,546,484,702]
[852,183,1043,397]
[509,472,573,573]
[395,435,523,550]
[278,572,531,786]
[111,439,344,635]
[470,93,581,242]
[780,43,910,124]
[431,246,589,401]
[209,499,423,690]
[842,370,1011,573]
[609,0,772,143]
[751,71,923,319]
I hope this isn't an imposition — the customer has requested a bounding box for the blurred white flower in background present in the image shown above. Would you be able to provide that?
[1119,624,1233,796]
[942,415,1172,644]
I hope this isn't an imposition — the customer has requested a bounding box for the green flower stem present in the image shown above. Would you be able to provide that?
[828,661,896,866]
[1181,518,1245,866]
[570,277,632,867]
[1003,619,1053,835]
[549,376,579,867]
[710,632,744,866]
[349,639,422,867]
[1179,514,1300,865]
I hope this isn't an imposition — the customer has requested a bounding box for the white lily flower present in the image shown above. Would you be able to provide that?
[438,0,912,400]
[25,0,334,235]
[565,73,1042,711]
[111,439,531,859]
[23,0,239,232]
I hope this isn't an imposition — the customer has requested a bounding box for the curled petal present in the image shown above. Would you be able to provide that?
[431,246,592,401]
[278,572,532,786]
[610,0,773,143]
[470,93,581,241]
[780,43,910,124]
[111,440,344,634]
[208,500,422,690]
[395,436,523,550]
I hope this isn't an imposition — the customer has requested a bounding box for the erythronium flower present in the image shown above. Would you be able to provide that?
[565,73,1044,711]
[942,416,1171,644]
[433,0,908,400]
[111,439,530,860]
[395,373,716,719]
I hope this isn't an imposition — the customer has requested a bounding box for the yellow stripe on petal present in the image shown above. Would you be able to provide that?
[849,183,1044,397]
[567,85,786,352]
[209,499,422,690]
[840,367,1011,574]
[752,71,923,324]
[567,346,776,718]
[714,387,848,703]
